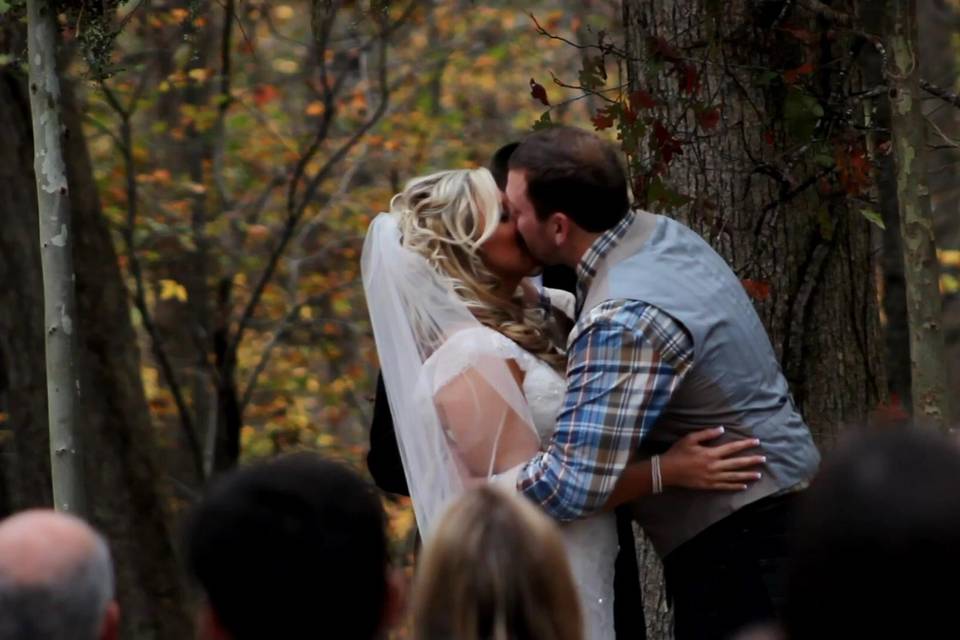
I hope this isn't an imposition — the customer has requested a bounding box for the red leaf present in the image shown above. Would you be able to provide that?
[869,393,911,428]
[253,84,280,106]
[763,130,776,146]
[836,143,871,196]
[779,24,816,44]
[629,89,657,111]
[652,120,684,166]
[592,110,615,130]
[697,106,720,130]
[679,64,701,95]
[741,279,771,301]
[530,78,550,106]
[647,36,680,62]
[783,62,815,85]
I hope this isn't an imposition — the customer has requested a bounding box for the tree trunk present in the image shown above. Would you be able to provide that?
[861,2,912,415]
[0,50,195,640]
[622,1,886,636]
[26,0,86,516]
[884,0,951,428]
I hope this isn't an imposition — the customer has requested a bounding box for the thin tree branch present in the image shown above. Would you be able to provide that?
[99,82,205,480]
[228,10,395,358]
[921,79,960,110]
[238,286,351,413]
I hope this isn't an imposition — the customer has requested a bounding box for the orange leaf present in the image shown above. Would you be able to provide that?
[253,84,280,107]
[741,279,771,301]
[783,62,815,85]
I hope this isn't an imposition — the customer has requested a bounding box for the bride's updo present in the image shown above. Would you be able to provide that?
[391,168,565,370]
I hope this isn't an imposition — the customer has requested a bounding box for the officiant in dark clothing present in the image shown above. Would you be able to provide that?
[366,143,646,640]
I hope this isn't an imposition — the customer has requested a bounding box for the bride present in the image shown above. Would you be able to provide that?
[362,168,763,640]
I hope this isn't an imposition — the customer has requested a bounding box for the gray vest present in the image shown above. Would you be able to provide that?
[580,211,820,556]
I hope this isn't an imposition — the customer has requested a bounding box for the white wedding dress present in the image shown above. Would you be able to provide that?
[428,319,619,640]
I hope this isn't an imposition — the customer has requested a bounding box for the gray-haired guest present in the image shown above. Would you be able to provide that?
[0,510,118,640]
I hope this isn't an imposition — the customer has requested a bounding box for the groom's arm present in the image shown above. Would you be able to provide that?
[516,300,693,521]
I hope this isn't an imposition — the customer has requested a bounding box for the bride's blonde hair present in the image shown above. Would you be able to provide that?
[392,168,565,369]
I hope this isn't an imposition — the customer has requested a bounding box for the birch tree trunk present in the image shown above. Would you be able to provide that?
[884,0,951,428]
[26,0,86,515]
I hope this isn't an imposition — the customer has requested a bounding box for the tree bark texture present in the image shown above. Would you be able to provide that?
[884,0,951,428]
[0,51,194,640]
[26,0,86,516]
[621,1,887,636]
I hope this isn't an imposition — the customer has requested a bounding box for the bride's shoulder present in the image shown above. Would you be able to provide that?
[430,326,538,371]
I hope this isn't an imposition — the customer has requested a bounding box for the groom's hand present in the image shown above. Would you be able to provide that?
[660,427,765,491]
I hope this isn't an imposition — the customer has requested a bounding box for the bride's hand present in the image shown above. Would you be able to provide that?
[660,427,764,491]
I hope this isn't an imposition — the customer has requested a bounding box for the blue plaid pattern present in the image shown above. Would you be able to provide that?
[517,213,694,521]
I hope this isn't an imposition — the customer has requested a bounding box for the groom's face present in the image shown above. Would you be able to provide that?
[505,169,562,265]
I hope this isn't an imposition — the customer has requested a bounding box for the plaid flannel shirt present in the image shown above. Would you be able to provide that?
[517,211,694,521]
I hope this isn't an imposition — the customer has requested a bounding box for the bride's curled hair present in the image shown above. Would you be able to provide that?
[391,168,565,370]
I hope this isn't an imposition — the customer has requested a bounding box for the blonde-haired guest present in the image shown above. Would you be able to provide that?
[411,485,583,640]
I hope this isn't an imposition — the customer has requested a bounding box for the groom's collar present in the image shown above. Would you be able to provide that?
[575,209,637,313]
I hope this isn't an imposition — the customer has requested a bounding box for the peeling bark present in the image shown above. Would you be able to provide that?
[26,0,86,515]
[884,0,951,428]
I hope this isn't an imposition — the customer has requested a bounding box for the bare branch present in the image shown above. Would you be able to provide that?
[797,0,854,27]
[921,79,960,111]
[99,81,206,480]
[230,11,395,358]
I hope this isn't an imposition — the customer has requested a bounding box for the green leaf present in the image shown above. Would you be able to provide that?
[814,153,834,168]
[753,70,779,87]
[578,56,605,91]
[783,88,823,140]
[860,208,885,230]
[532,110,553,131]
[0,1,11,14]
[646,177,691,211]
[817,207,834,240]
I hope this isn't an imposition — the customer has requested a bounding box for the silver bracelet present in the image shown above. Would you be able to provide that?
[652,454,663,495]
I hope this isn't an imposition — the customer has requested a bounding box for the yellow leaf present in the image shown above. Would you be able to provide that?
[272,59,299,75]
[188,68,209,82]
[306,378,320,393]
[159,279,188,302]
[941,273,960,294]
[299,305,314,320]
[939,249,960,268]
[316,432,336,447]
[274,5,294,20]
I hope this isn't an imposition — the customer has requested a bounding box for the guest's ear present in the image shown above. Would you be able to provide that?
[381,567,408,634]
[99,600,120,640]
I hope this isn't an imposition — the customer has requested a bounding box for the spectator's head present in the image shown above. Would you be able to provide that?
[412,486,582,640]
[784,429,960,639]
[184,453,397,640]
[0,510,118,640]
[507,125,628,266]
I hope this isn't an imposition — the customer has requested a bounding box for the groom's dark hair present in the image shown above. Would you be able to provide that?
[184,453,389,640]
[489,141,520,190]
[509,125,629,233]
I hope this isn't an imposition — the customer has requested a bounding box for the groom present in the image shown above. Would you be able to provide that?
[506,125,820,640]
